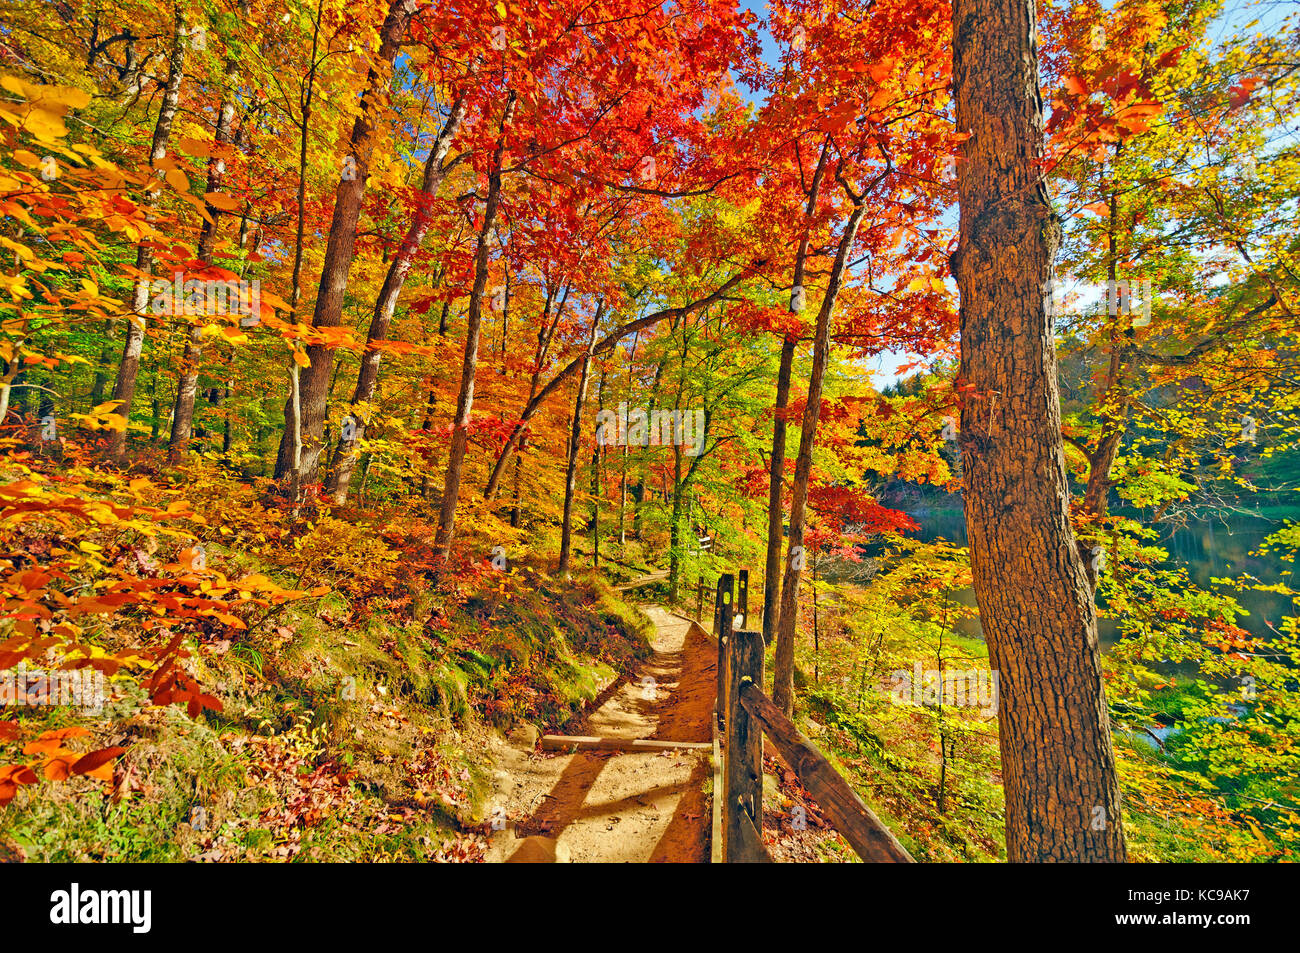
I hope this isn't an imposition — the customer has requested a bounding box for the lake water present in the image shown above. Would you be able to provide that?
[908,504,1298,647]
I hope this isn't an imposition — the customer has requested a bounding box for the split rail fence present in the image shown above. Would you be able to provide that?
[703,570,914,863]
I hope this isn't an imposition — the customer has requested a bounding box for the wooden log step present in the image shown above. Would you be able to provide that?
[540,734,712,753]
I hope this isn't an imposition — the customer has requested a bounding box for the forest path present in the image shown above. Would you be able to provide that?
[613,568,668,591]
[483,604,715,862]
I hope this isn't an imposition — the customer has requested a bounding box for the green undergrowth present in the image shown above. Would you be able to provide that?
[784,579,1297,863]
[789,655,1005,863]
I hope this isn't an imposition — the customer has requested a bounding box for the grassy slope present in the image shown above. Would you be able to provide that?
[0,455,653,862]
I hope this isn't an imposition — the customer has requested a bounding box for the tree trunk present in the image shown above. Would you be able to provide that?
[279,0,321,500]
[480,270,759,502]
[168,67,238,460]
[106,16,186,462]
[433,91,516,564]
[88,319,114,410]
[669,442,683,601]
[1077,177,1126,587]
[591,367,605,567]
[222,379,233,452]
[771,197,867,717]
[811,556,819,684]
[0,333,27,423]
[290,1,323,317]
[149,370,161,440]
[274,0,418,485]
[618,441,628,544]
[417,378,438,500]
[557,308,601,574]
[325,92,466,502]
[764,138,829,644]
[509,280,568,527]
[617,332,638,545]
[763,336,796,637]
[951,0,1126,862]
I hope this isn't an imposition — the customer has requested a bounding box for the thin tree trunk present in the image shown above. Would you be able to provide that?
[772,197,867,717]
[935,622,948,813]
[88,319,114,409]
[288,362,303,505]
[952,0,1126,862]
[480,271,758,502]
[433,91,516,564]
[290,0,323,316]
[149,370,161,440]
[274,0,419,485]
[511,283,567,526]
[811,556,819,684]
[168,66,238,460]
[764,138,829,644]
[1078,173,1127,587]
[326,92,466,502]
[618,331,638,544]
[557,307,602,574]
[276,0,323,500]
[106,16,186,462]
[222,379,233,452]
[669,442,683,601]
[618,441,628,544]
[417,378,439,499]
[591,367,605,567]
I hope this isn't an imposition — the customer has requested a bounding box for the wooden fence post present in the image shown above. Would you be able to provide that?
[714,573,734,730]
[725,629,766,862]
[737,569,749,628]
[717,572,728,639]
[696,574,705,622]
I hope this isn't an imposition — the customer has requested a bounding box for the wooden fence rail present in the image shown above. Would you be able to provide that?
[708,573,915,864]
[738,681,913,863]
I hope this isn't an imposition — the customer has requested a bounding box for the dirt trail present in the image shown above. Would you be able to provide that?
[484,605,716,862]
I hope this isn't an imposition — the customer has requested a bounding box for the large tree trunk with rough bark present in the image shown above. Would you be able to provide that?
[951,0,1126,862]
[106,17,187,462]
[771,196,866,717]
[325,93,466,502]
[273,0,418,486]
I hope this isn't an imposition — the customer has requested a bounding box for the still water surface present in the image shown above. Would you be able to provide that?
[910,505,1298,647]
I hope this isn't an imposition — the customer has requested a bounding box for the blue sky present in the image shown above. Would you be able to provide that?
[730,0,1295,386]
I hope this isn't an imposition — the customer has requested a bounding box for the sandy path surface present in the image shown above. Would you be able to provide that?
[484,606,716,862]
